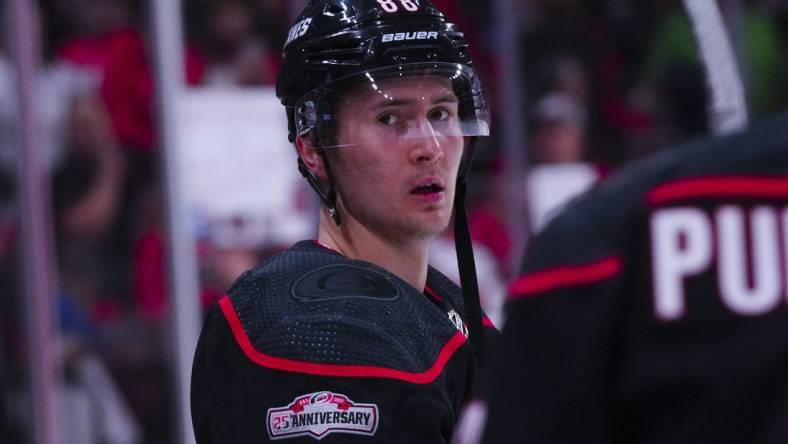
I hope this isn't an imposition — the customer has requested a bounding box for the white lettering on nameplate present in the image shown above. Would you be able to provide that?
[651,205,787,320]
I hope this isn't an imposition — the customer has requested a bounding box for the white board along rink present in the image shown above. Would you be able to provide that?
[525,163,599,234]
[176,88,313,249]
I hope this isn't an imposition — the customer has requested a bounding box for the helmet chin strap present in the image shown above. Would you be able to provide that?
[454,136,486,368]
[297,150,342,226]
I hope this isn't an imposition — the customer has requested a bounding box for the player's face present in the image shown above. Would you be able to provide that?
[330,75,464,242]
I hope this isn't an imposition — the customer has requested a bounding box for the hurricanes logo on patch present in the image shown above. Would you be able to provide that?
[267,391,379,440]
[448,309,469,338]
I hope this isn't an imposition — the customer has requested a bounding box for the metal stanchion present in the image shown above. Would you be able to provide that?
[495,0,529,278]
[8,0,61,443]
[149,1,202,443]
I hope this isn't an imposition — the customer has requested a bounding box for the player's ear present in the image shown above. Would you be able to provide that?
[296,134,328,180]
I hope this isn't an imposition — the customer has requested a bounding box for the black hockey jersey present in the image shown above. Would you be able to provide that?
[191,240,496,443]
[483,115,788,443]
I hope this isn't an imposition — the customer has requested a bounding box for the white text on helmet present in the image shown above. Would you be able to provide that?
[285,18,313,47]
[376,0,420,13]
[381,31,439,43]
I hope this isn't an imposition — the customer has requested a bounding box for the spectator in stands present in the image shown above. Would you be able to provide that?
[187,0,277,87]
[0,4,125,315]
[56,0,203,326]
[530,92,589,164]
[252,0,289,50]
[524,92,603,238]
[0,4,141,442]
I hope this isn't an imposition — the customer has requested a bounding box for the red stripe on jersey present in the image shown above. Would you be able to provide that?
[312,240,341,254]
[424,286,444,302]
[482,315,496,329]
[219,296,467,384]
[647,176,788,205]
[509,256,623,300]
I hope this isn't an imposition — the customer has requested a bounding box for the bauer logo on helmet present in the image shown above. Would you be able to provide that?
[381,31,438,43]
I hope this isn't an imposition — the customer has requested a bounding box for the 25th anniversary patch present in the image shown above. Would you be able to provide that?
[267,391,379,440]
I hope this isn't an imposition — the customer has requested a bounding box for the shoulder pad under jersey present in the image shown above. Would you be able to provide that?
[221,241,468,382]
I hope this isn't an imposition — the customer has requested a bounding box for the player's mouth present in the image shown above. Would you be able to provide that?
[410,178,446,203]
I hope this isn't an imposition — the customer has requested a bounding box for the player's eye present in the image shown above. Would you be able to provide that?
[377,113,400,125]
[428,107,452,122]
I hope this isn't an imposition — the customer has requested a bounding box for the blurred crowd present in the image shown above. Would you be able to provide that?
[1,0,788,442]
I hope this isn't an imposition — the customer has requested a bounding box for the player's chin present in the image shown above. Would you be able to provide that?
[411,212,452,237]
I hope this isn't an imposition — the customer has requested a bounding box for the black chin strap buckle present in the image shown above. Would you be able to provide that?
[327,206,339,223]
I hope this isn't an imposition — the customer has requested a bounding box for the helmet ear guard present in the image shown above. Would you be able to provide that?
[295,101,319,138]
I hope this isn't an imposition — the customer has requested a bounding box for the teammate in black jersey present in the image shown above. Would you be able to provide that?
[191,1,496,442]
[482,115,788,443]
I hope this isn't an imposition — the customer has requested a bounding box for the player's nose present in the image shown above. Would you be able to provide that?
[407,119,444,165]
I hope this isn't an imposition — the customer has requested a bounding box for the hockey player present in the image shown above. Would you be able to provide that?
[191,1,496,442]
[482,115,788,443]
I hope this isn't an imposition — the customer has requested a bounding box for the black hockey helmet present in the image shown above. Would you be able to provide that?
[276,0,490,147]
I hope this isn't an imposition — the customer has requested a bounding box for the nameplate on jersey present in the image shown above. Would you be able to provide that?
[651,204,788,320]
[292,264,400,302]
[267,391,379,440]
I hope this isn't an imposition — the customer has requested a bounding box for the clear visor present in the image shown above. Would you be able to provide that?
[294,64,490,149]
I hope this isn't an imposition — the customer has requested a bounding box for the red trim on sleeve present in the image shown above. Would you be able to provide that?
[508,256,623,300]
[646,176,788,206]
[218,296,467,384]
[482,315,496,329]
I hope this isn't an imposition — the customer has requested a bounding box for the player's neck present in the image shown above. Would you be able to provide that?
[317,210,429,291]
